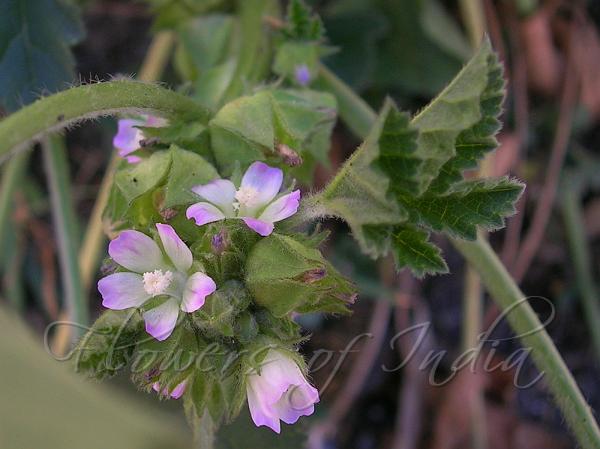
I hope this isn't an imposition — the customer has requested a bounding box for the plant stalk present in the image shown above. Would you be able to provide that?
[42,135,87,338]
[78,32,176,292]
[0,80,209,161]
[560,186,600,363]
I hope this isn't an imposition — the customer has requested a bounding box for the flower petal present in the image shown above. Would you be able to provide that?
[259,190,301,224]
[113,119,144,157]
[242,217,275,236]
[170,380,187,399]
[186,202,226,227]
[143,298,180,341]
[247,382,281,433]
[98,273,150,310]
[109,230,164,273]
[241,162,283,206]
[191,179,236,216]
[156,223,193,273]
[181,272,216,313]
[275,384,319,424]
[152,380,186,399]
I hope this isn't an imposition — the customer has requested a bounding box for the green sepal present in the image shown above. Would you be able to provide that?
[245,233,356,316]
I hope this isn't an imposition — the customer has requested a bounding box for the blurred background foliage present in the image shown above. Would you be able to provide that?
[2,0,600,448]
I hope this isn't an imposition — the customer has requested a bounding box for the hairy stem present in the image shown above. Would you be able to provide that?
[0,80,209,162]
[317,63,600,447]
[78,32,176,293]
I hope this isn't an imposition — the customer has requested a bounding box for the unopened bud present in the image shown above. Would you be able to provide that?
[211,228,229,254]
[276,143,303,167]
[159,208,178,220]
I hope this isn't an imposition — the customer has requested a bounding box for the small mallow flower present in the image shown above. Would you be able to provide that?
[153,380,187,399]
[98,223,216,341]
[294,64,311,86]
[246,349,319,433]
[186,161,301,237]
[113,115,165,163]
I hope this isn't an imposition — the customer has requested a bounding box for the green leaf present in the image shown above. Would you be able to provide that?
[400,177,524,240]
[0,0,84,111]
[163,145,219,208]
[284,0,324,41]
[114,150,172,204]
[406,38,501,193]
[308,100,404,257]
[210,88,337,177]
[391,226,447,277]
[72,310,142,380]
[310,39,524,276]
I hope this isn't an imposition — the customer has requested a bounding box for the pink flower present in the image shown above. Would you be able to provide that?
[97,224,216,341]
[113,115,166,163]
[152,380,187,399]
[246,350,319,433]
[186,162,301,236]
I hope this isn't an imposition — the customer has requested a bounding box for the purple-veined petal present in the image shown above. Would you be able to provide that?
[191,179,236,216]
[156,223,193,273]
[98,273,150,310]
[113,119,144,157]
[186,202,226,226]
[259,190,301,224]
[247,382,281,433]
[181,272,216,313]
[143,298,180,341]
[241,162,283,206]
[109,230,164,273]
[242,217,275,236]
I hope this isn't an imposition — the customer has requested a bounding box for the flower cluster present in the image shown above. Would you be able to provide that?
[96,160,318,432]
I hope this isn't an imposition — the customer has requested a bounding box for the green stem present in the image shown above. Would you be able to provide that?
[459,0,486,49]
[453,237,600,447]
[318,64,600,447]
[223,0,279,102]
[78,33,176,292]
[42,135,87,338]
[0,151,29,245]
[560,186,600,363]
[0,80,209,161]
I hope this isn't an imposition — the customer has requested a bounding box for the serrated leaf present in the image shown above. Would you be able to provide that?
[284,0,324,41]
[311,101,404,257]
[0,0,84,111]
[400,177,524,240]
[391,226,447,277]
[163,145,219,208]
[407,38,501,193]
[311,39,523,276]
